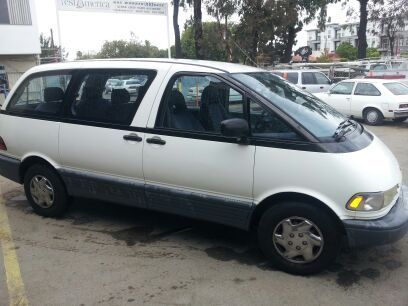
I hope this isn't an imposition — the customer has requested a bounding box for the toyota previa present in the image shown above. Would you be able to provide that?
[0,59,407,275]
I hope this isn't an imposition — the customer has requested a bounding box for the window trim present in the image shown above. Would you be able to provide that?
[353,82,382,96]
[5,69,75,120]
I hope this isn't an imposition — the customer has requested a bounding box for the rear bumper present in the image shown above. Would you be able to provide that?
[0,154,21,183]
[343,185,408,248]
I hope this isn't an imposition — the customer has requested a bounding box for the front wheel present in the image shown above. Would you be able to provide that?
[24,164,69,217]
[363,108,383,125]
[257,202,341,275]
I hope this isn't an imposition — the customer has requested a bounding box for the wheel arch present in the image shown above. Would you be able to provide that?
[19,154,60,183]
[362,105,385,118]
[249,192,345,234]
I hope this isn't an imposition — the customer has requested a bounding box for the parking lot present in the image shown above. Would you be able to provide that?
[0,121,407,306]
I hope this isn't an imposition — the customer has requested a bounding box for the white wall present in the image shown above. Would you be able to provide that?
[0,0,40,55]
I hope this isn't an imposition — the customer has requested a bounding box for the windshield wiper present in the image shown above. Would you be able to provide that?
[332,119,358,142]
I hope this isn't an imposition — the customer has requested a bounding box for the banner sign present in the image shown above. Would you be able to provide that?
[56,0,168,16]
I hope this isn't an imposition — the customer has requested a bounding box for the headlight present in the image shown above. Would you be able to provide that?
[346,185,399,211]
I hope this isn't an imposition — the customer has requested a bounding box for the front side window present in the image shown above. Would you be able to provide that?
[157,75,244,133]
[70,70,155,125]
[7,72,72,116]
[314,72,330,85]
[249,99,300,140]
[383,83,408,95]
[330,82,355,95]
[354,83,381,96]
[231,72,345,139]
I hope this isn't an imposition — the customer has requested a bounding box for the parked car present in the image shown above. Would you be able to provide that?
[0,59,407,275]
[104,78,121,93]
[270,70,332,93]
[314,79,408,125]
[112,79,142,95]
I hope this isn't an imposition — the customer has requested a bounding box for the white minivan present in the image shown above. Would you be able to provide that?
[270,70,332,93]
[0,59,407,275]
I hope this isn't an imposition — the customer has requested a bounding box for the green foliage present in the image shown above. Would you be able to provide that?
[366,48,380,58]
[181,22,228,61]
[316,54,331,63]
[336,42,357,60]
[77,39,168,59]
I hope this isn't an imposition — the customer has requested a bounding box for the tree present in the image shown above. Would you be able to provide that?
[336,42,357,60]
[40,31,65,63]
[369,0,408,56]
[181,21,228,60]
[172,0,182,58]
[77,39,169,59]
[193,0,204,59]
[205,0,238,62]
[366,47,380,58]
[357,0,369,59]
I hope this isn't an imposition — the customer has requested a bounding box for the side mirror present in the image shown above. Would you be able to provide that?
[220,118,249,143]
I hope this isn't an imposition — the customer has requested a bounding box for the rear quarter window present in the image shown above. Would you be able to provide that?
[354,83,381,96]
[6,71,72,117]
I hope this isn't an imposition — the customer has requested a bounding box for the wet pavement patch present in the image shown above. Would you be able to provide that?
[336,270,361,287]
[359,268,380,280]
[382,259,402,270]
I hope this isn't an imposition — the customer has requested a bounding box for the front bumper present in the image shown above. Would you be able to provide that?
[343,185,408,248]
[394,110,408,118]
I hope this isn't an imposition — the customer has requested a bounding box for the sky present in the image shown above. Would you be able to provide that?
[34,0,358,59]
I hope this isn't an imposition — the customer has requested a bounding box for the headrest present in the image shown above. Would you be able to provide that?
[201,85,221,105]
[111,89,130,105]
[44,87,64,102]
[168,90,187,112]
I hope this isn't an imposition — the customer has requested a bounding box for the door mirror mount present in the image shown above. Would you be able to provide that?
[220,118,249,144]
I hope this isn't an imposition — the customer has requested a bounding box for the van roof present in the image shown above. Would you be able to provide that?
[29,58,264,74]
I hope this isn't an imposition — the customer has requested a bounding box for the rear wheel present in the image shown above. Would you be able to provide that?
[24,164,69,217]
[257,201,341,275]
[363,108,383,125]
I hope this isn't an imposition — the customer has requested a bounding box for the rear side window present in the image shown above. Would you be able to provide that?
[7,72,72,117]
[301,72,316,85]
[383,83,408,95]
[354,83,381,96]
[69,70,155,125]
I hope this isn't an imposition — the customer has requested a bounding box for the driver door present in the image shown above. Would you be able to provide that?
[326,81,355,115]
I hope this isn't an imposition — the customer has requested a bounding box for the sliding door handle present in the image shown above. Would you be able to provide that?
[123,133,142,142]
[146,136,166,145]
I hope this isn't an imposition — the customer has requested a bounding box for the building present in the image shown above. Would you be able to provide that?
[0,0,40,88]
[306,20,408,57]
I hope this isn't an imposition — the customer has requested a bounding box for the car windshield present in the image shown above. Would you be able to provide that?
[383,82,408,95]
[231,72,346,139]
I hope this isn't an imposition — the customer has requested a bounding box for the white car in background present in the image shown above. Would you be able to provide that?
[314,79,408,125]
[271,70,332,93]
[112,79,142,95]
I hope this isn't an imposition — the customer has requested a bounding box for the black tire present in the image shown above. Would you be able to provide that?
[258,202,341,275]
[363,108,383,125]
[24,164,69,217]
[393,118,407,123]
